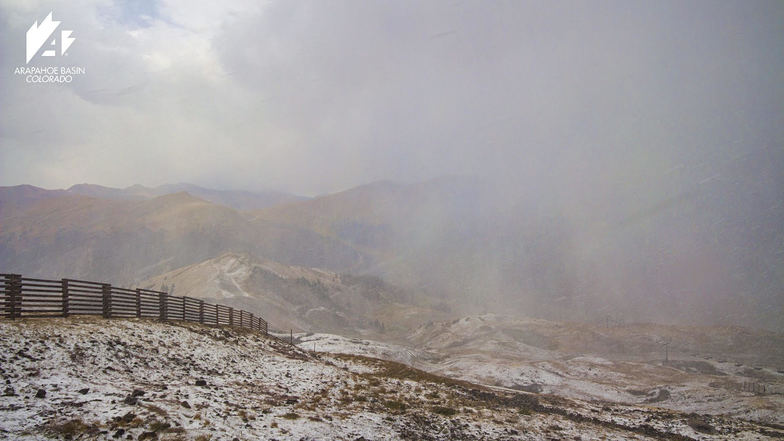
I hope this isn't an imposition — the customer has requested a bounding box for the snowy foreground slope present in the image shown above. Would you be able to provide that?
[1,319,782,440]
[295,315,784,427]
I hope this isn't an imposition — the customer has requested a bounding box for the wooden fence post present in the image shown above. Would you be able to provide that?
[102,284,112,319]
[229,307,234,327]
[181,297,186,321]
[5,274,22,320]
[159,292,167,321]
[199,300,204,323]
[135,289,142,318]
[61,279,69,318]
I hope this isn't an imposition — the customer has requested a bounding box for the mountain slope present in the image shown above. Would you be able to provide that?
[2,317,781,440]
[140,252,427,337]
[0,184,68,215]
[66,182,307,211]
[0,191,363,284]
[249,176,505,307]
[3,170,782,331]
[250,174,784,332]
[298,315,784,426]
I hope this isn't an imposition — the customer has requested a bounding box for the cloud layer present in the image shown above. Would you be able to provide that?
[1,0,782,197]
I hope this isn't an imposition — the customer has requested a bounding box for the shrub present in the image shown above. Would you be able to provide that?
[432,406,456,416]
[50,419,95,438]
[384,400,407,411]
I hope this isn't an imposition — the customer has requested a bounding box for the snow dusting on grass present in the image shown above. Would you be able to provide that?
[1,317,782,440]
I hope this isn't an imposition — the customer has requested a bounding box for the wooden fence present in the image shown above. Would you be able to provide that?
[0,274,267,335]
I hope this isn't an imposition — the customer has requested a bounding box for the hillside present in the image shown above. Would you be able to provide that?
[0,189,363,284]
[0,185,69,213]
[250,175,784,332]
[2,173,783,332]
[2,317,782,440]
[296,314,784,426]
[66,183,307,211]
[140,252,441,337]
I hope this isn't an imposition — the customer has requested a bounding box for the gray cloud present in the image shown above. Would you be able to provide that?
[0,0,782,197]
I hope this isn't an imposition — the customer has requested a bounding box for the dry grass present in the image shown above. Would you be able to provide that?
[334,353,482,390]
[48,418,100,439]
[431,406,457,416]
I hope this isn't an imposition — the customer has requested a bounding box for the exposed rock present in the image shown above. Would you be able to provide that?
[118,412,136,423]
[512,383,542,393]
[645,388,671,403]
[687,414,717,434]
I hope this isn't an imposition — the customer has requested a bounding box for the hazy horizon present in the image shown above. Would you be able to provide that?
[0,176,474,198]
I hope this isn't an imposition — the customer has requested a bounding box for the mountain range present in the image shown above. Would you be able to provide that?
[1,174,781,332]
[66,182,307,210]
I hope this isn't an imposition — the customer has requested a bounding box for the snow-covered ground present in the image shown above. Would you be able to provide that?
[294,332,438,366]
[3,317,781,440]
[295,322,784,427]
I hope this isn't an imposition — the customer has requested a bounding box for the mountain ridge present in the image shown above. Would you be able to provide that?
[0,182,307,212]
[139,251,432,338]
[2,174,782,332]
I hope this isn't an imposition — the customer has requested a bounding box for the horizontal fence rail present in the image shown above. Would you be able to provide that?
[0,274,268,336]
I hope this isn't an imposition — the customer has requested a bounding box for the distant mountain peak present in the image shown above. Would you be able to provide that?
[59,182,307,211]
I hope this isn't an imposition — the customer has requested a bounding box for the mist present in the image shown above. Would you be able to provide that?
[1,0,783,330]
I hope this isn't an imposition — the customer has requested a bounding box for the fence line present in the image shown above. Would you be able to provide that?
[0,274,268,335]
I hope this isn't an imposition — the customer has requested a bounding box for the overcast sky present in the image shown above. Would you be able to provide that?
[0,0,782,196]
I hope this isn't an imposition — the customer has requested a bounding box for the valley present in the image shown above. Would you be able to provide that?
[292,315,784,427]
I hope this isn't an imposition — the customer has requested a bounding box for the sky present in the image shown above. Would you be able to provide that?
[0,0,782,196]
